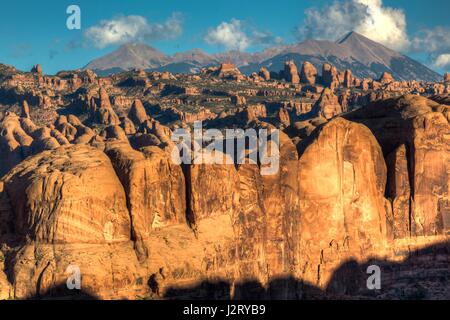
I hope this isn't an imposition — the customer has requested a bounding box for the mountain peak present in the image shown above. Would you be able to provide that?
[336,31,370,44]
[84,35,441,82]
[118,42,164,54]
[84,42,169,72]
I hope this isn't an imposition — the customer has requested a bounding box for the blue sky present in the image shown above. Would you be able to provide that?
[1,0,449,74]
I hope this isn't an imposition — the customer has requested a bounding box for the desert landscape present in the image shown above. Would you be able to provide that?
[0,27,448,300]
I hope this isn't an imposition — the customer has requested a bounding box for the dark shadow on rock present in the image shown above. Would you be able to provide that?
[162,240,450,300]
[234,280,267,300]
[164,280,231,300]
[25,283,99,300]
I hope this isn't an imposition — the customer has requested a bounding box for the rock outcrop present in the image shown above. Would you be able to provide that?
[343,69,353,88]
[259,67,271,81]
[300,61,317,85]
[0,145,143,298]
[345,95,450,237]
[312,88,344,119]
[444,72,450,83]
[322,63,339,89]
[128,99,148,126]
[214,63,243,80]
[284,60,300,84]
[298,118,389,288]
[379,72,394,84]
[31,64,43,75]
[105,142,186,260]
[95,88,120,126]
[21,100,31,119]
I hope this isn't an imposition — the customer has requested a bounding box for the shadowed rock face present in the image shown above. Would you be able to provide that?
[344,95,450,238]
[0,60,449,300]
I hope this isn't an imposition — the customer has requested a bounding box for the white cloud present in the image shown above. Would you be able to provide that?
[204,19,250,51]
[298,0,410,51]
[252,30,284,46]
[412,27,450,53]
[411,27,450,69]
[434,54,450,68]
[204,19,283,51]
[84,14,182,48]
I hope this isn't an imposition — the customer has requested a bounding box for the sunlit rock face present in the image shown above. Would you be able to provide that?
[297,118,389,288]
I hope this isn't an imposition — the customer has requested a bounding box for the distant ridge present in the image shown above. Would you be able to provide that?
[84,31,442,82]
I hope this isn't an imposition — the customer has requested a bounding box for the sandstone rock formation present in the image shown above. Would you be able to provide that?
[312,88,344,119]
[128,99,148,125]
[105,142,186,259]
[322,63,339,89]
[300,61,317,85]
[298,118,389,288]
[0,145,144,298]
[343,69,353,88]
[345,95,450,237]
[278,107,291,126]
[259,67,271,81]
[21,100,30,119]
[95,88,121,126]
[284,60,300,84]
[214,63,243,80]
[31,64,43,75]
[380,72,394,84]
[0,113,33,176]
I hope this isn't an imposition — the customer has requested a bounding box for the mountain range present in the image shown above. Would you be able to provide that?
[84,31,441,82]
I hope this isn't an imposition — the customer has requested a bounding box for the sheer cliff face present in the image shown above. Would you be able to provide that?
[0,92,448,299]
[298,118,389,288]
[345,95,450,237]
